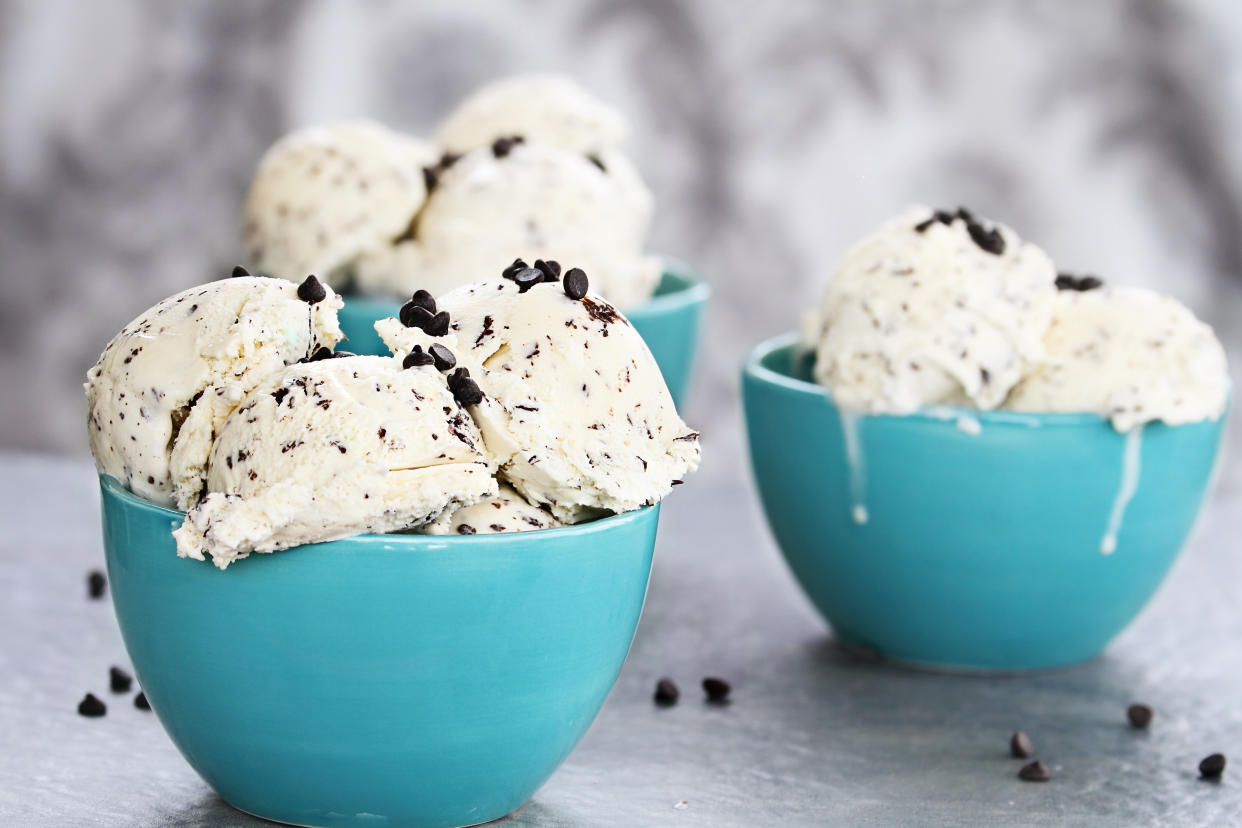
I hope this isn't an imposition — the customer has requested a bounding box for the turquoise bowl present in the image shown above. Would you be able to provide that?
[742,334,1227,672]
[338,264,710,408]
[100,475,658,827]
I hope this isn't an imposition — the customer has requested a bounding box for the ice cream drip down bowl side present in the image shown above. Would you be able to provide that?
[741,333,1227,672]
[337,261,710,408]
[99,475,659,828]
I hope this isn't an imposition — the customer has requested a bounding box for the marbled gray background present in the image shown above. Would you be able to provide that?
[3,0,1241,482]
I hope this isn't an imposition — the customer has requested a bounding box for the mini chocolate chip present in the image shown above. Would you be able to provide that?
[967,221,1005,255]
[429,343,456,371]
[272,387,289,405]
[1010,731,1034,758]
[1200,753,1227,779]
[87,570,107,599]
[410,289,436,314]
[655,678,680,705]
[1018,760,1050,782]
[702,677,731,703]
[534,259,561,282]
[78,693,106,717]
[1127,704,1153,729]
[109,667,133,694]
[563,268,589,300]
[457,524,477,535]
[400,302,434,329]
[134,692,151,711]
[297,274,327,303]
[1055,273,1104,292]
[502,258,529,280]
[422,166,438,191]
[587,154,607,172]
[956,206,975,223]
[513,267,543,292]
[403,346,434,369]
[424,311,451,337]
[492,136,522,158]
[439,151,460,169]
[231,265,250,279]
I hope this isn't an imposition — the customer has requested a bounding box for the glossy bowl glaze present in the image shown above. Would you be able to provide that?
[742,334,1227,672]
[100,475,658,827]
[337,263,710,408]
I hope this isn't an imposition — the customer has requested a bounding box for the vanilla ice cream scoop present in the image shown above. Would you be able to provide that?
[437,74,627,156]
[377,271,700,522]
[173,355,495,568]
[805,206,1058,414]
[1006,284,1229,431]
[422,483,560,535]
[243,121,433,287]
[356,141,659,309]
[85,274,343,508]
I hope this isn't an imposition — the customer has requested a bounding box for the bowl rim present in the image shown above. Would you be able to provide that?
[100,474,659,548]
[742,332,1230,430]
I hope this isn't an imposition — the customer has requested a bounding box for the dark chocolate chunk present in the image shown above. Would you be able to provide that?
[78,693,106,717]
[563,268,589,300]
[956,206,975,223]
[1200,753,1227,779]
[297,274,327,304]
[306,346,334,362]
[231,265,250,279]
[1010,731,1033,758]
[403,346,434,369]
[453,378,483,406]
[457,524,477,535]
[439,151,460,170]
[587,154,607,173]
[502,258,529,280]
[1055,273,1104,292]
[424,311,451,337]
[134,692,151,711]
[702,677,731,703]
[109,666,133,694]
[1018,760,1050,782]
[491,136,523,158]
[913,210,956,233]
[271,387,289,405]
[534,259,561,282]
[332,351,356,359]
[1127,704,1153,729]
[967,221,1005,255]
[410,289,437,314]
[513,267,543,293]
[655,678,680,705]
[400,302,434,329]
[87,570,107,599]
[429,343,456,371]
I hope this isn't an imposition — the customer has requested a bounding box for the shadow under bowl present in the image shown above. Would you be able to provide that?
[100,475,659,828]
[337,263,710,409]
[742,333,1227,672]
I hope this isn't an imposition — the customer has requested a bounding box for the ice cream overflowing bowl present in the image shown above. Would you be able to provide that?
[743,334,1227,671]
[101,474,658,828]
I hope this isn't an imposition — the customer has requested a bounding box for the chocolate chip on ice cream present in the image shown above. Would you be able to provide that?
[563,268,589,300]
[403,346,434,368]
[429,343,456,371]
[297,274,328,304]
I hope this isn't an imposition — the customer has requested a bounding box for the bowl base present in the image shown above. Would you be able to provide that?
[228,799,527,828]
[832,635,1101,676]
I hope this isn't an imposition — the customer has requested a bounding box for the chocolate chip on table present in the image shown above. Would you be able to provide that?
[403,346,434,369]
[502,258,529,280]
[410,289,437,314]
[297,274,328,304]
[109,667,133,694]
[87,570,107,599]
[1055,272,1104,292]
[78,693,106,718]
[1127,703,1153,729]
[534,259,561,282]
[1010,731,1034,758]
[231,265,250,279]
[702,677,731,703]
[1200,753,1227,779]
[429,343,456,371]
[400,301,434,329]
[424,311,451,337]
[134,692,151,711]
[1018,760,1050,782]
[654,678,680,705]
[563,268,589,300]
[513,267,543,293]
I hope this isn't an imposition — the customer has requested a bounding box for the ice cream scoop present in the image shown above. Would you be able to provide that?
[243,121,433,287]
[1006,285,1229,431]
[422,483,560,535]
[173,355,495,568]
[377,271,700,522]
[85,275,343,508]
[804,206,1057,414]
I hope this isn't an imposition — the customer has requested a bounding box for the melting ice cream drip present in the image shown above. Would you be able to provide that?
[838,410,868,525]
[1101,425,1144,555]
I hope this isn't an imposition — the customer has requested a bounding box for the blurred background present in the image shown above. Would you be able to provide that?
[3,0,1241,483]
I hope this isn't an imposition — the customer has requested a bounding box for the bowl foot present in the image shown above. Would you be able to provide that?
[227,799,528,828]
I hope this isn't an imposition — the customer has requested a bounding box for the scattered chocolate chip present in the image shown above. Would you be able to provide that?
[410,289,436,314]
[109,667,133,694]
[703,677,731,703]
[424,311,451,337]
[655,678,680,705]
[587,154,607,173]
[306,346,335,362]
[403,346,434,369]
[1018,760,1050,782]
[502,258,529,280]
[429,343,456,371]
[1127,704,1153,729]
[448,368,483,406]
[563,268,589,300]
[1055,273,1104,292]
[400,302,434,329]
[967,221,1005,255]
[534,259,561,282]
[1200,753,1226,779]
[297,275,327,303]
[491,135,524,158]
[1010,731,1034,758]
[956,206,975,223]
[422,166,438,191]
[913,209,956,233]
[78,693,106,718]
[513,267,543,293]
[231,265,250,279]
[134,692,151,711]
[271,387,289,405]
[87,570,107,599]
[457,525,477,535]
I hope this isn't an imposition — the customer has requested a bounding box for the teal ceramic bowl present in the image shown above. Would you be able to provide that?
[100,475,658,828]
[338,264,710,408]
[742,334,1227,672]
